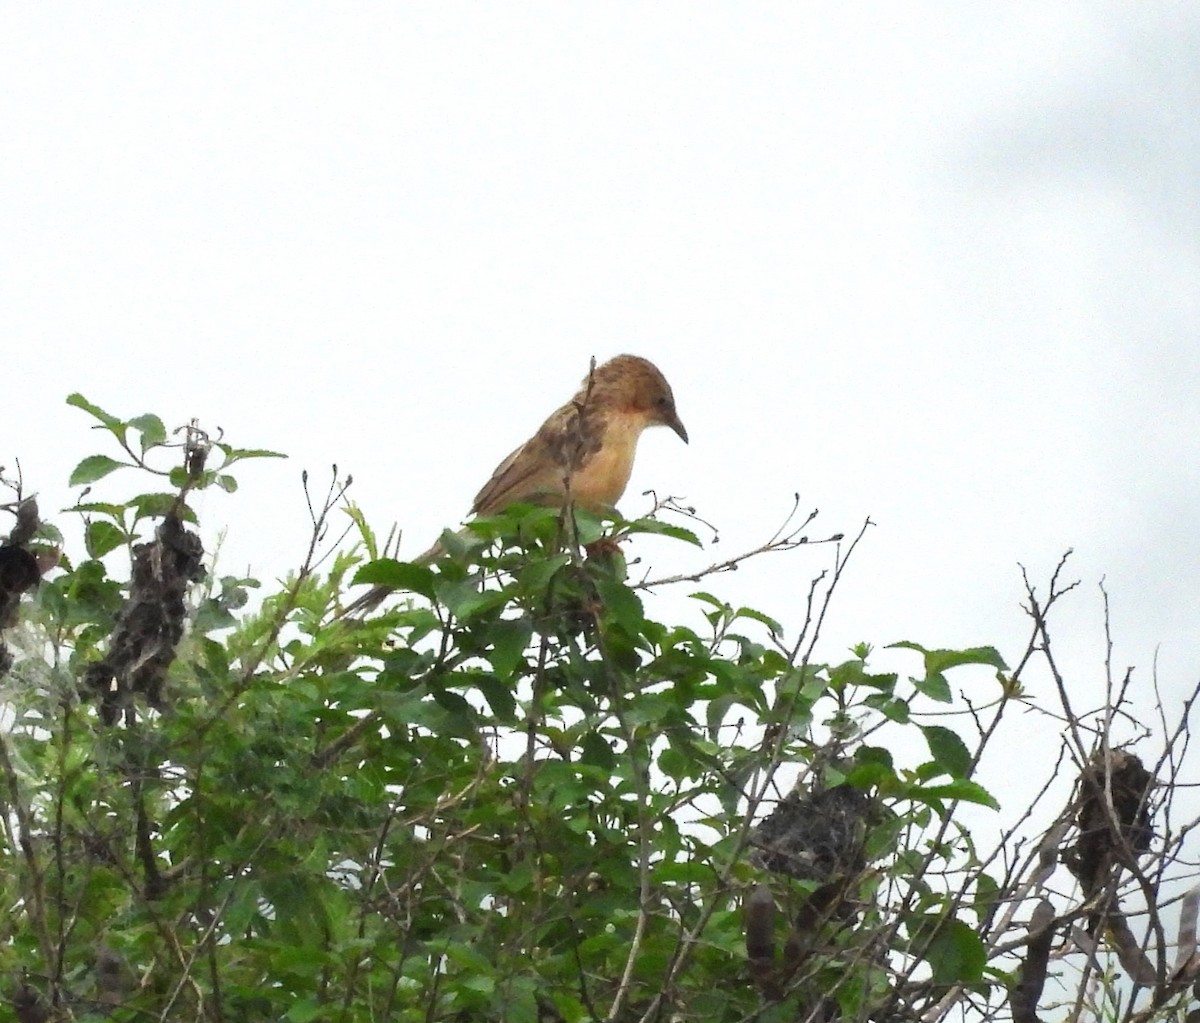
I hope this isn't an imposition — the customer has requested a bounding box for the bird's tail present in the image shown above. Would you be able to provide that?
[340,538,445,619]
[340,583,392,618]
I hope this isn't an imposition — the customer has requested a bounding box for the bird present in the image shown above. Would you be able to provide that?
[344,354,687,615]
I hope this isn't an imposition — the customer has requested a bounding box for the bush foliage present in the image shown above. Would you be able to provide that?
[0,399,1195,1022]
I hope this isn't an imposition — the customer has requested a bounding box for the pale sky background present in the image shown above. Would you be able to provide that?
[3,5,1199,819]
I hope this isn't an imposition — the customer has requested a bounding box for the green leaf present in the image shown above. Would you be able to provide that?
[706,693,737,735]
[580,729,615,769]
[69,454,127,486]
[68,500,129,518]
[788,665,829,703]
[66,393,127,438]
[829,658,892,693]
[516,553,571,596]
[913,671,952,703]
[217,474,238,493]
[924,645,1009,674]
[568,506,606,545]
[285,1000,323,1023]
[864,694,910,722]
[846,759,895,790]
[489,617,532,680]
[443,940,493,975]
[974,871,1001,925]
[915,779,1000,811]
[733,605,782,637]
[497,978,539,1023]
[475,674,517,723]
[890,641,1009,677]
[430,689,479,730]
[918,916,986,984]
[352,558,436,600]
[657,743,688,780]
[437,580,509,621]
[596,577,644,632]
[214,444,288,465]
[129,413,167,450]
[624,692,679,727]
[130,493,191,521]
[441,526,485,560]
[856,745,895,772]
[84,520,125,558]
[921,725,972,779]
[624,517,703,546]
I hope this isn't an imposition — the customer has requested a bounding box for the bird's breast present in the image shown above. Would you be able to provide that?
[570,410,646,509]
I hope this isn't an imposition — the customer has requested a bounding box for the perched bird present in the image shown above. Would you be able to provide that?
[345,354,687,614]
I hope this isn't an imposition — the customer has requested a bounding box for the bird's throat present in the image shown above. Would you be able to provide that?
[567,410,646,510]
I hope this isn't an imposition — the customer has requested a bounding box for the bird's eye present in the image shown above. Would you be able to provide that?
[657,395,672,409]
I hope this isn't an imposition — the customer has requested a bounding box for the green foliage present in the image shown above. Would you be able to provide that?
[0,396,1028,1021]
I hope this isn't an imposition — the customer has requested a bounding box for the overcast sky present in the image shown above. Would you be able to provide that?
[4,5,1199,809]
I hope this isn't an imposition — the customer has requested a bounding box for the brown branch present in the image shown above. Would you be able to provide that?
[1010,900,1057,1023]
[0,734,54,969]
[633,520,872,1023]
[311,709,382,770]
[634,497,849,590]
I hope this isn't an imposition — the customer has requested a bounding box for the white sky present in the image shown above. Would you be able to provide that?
[4,5,1199,805]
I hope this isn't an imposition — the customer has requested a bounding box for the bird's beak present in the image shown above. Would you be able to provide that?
[666,411,689,444]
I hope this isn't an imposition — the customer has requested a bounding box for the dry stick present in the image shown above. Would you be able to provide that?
[51,698,74,993]
[632,518,873,1023]
[635,502,835,590]
[912,686,1046,1023]
[1096,586,1169,996]
[905,795,1018,1016]
[1107,914,1158,987]
[1171,886,1200,981]
[67,789,212,1015]
[1024,556,1087,769]
[1122,889,1200,1023]
[519,634,554,811]
[1113,825,1167,994]
[899,565,1081,1023]
[1164,676,1200,785]
[951,614,1075,952]
[1146,676,1200,922]
[1063,610,1186,1023]
[220,469,353,704]
[599,613,655,1023]
[156,828,277,1022]
[1082,598,1168,1001]
[981,744,1071,934]
[1027,590,1111,1023]
[0,733,55,971]
[988,817,1073,947]
[1149,669,1192,849]
[338,800,400,1015]
[992,578,1200,1023]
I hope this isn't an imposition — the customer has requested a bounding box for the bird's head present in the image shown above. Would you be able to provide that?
[587,354,688,444]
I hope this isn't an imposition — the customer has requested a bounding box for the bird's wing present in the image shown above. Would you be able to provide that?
[471,400,587,515]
